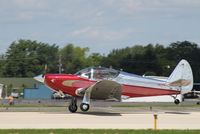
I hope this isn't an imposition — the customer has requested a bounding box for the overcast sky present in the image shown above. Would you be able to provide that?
[0,0,200,54]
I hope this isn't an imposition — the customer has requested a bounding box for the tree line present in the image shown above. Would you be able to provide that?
[0,39,200,82]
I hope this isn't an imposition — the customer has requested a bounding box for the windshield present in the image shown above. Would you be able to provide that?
[75,67,120,80]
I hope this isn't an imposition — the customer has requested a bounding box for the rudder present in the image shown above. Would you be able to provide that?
[167,59,193,94]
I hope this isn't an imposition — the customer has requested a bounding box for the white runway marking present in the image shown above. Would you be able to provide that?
[0,112,200,129]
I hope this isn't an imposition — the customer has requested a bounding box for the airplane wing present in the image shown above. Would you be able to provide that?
[84,80,122,101]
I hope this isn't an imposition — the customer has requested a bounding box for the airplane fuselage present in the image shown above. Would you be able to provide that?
[45,73,180,99]
[41,60,193,112]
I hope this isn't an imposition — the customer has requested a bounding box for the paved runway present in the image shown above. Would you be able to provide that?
[0,111,200,129]
[1,100,200,129]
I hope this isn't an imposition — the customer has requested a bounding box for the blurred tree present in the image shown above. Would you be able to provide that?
[0,55,6,76]
[59,44,90,73]
[166,41,200,82]
[87,53,103,67]
[1,39,200,83]
[167,41,198,61]
[3,39,59,77]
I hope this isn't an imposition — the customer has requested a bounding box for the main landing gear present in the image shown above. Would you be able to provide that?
[80,103,90,112]
[68,97,90,113]
[68,97,78,113]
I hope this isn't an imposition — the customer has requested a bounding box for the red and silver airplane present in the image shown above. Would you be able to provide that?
[35,59,193,113]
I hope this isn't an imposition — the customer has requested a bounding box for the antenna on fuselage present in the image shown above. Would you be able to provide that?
[59,54,62,74]
[90,68,94,79]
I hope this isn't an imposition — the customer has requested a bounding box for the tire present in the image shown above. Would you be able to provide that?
[174,99,180,105]
[68,104,78,113]
[80,103,90,112]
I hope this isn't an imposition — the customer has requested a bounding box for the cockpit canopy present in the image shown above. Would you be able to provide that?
[75,67,120,80]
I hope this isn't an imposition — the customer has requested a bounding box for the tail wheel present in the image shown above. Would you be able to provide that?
[68,104,78,113]
[80,103,90,112]
[174,99,180,105]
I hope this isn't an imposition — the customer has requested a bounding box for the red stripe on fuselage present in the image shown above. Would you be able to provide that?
[45,74,180,98]
[122,84,180,97]
[45,74,95,96]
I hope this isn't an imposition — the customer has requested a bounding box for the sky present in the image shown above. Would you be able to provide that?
[0,0,200,55]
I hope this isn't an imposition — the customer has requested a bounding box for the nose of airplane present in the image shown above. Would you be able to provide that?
[43,74,59,91]
[44,74,54,83]
[34,74,44,83]
[44,74,62,85]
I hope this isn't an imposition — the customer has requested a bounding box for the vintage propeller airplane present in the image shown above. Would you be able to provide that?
[35,59,193,113]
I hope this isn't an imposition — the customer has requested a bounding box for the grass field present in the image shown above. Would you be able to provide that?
[0,104,66,107]
[1,100,200,108]
[112,103,200,107]
[0,129,200,134]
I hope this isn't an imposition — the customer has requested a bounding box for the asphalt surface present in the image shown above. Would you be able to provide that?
[0,99,200,129]
[0,111,200,129]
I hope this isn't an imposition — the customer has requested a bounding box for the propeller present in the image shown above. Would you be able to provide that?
[33,64,47,83]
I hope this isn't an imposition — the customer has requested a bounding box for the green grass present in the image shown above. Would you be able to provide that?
[1,103,199,109]
[0,104,66,107]
[0,77,35,88]
[112,103,200,108]
[0,129,200,134]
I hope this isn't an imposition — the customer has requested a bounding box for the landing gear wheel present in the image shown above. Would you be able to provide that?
[68,97,78,113]
[174,99,180,105]
[68,104,78,113]
[80,103,90,112]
